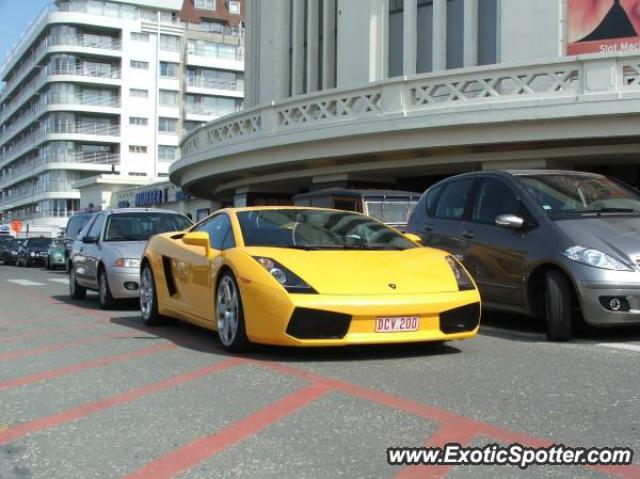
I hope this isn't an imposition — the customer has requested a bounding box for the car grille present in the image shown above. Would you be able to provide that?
[286,308,352,340]
[439,302,481,334]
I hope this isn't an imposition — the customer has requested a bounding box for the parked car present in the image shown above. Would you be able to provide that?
[407,169,640,341]
[45,238,66,270]
[16,238,51,267]
[293,189,420,231]
[64,212,93,273]
[68,208,192,309]
[0,238,21,265]
[140,207,481,353]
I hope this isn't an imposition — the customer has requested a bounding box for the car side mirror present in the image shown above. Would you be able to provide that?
[404,233,423,244]
[183,232,210,255]
[495,214,524,230]
[82,236,97,244]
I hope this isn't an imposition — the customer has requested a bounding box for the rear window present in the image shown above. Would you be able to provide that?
[65,215,92,240]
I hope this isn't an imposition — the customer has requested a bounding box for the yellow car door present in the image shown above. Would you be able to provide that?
[177,214,236,323]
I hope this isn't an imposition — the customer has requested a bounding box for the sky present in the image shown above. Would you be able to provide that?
[0,0,50,69]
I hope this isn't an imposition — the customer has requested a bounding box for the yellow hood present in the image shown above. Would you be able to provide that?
[243,247,461,295]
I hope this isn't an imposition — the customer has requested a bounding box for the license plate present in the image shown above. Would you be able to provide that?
[375,316,419,333]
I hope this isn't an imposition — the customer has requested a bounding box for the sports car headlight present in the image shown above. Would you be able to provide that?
[445,256,475,291]
[253,257,317,294]
[563,246,632,271]
[114,258,141,269]
[30,251,36,257]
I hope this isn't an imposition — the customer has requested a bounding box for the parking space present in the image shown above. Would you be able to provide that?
[1,265,639,478]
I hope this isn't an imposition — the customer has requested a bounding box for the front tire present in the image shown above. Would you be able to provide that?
[216,272,250,353]
[98,269,116,310]
[545,270,573,341]
[140,263,168,326]
[69,265,87,300]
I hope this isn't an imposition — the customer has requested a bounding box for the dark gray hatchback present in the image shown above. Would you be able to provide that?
[407,170,640,341]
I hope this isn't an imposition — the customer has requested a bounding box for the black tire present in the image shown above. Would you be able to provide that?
[215,272,250,353]
[98,269,117,310]
[45,256,51,270]
[140,263,169,326]
[545,270,573,341]
[69,265,87,300]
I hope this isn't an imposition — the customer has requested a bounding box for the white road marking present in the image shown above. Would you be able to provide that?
[597,343,640,353]
[6,279,46,287]
[48,278,69,284]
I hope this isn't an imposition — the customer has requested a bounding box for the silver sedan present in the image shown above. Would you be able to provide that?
[68,208,192,309]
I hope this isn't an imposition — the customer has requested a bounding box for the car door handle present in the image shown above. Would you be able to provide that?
[462,231,475,239]
[423,224,434,232]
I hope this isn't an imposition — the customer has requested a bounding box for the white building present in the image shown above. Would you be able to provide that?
[0,0,245,234]
[172,0,640,206]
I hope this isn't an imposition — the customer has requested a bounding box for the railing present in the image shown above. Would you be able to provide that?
[186,77,244,92]
[46,63,121,79]
[4,209,77,221]
[186,45,244,62]
[0,180,78,208]
[0,152,118,189]
[185,106,239,117]
[180,55,640,158]
[45,93,120,108]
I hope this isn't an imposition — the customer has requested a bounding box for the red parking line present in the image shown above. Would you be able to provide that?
[395,420,480,479]
[0,319,109,344]
[122,382,333,479]
[0,357,244,446]
[0,331,144,362]
[0,342,177,391]
[254,360,640,479]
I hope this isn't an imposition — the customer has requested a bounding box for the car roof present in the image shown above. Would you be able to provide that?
[218,206,370,214]
[91,208,187,216]
[447,169,604,179]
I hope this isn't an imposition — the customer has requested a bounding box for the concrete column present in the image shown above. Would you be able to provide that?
[463,0,478,67]
[381,0,389,79]
[432,0,447,71]
[322,0,337,89]
[369,0,386,82]
[307,0,320,92]
[257,0,290,103]
[244,0,258,107]
[402,0,417,75]
[291,0,306,96]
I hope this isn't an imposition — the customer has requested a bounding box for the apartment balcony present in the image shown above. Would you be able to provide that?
[1,120,120,167]
[185,47,244,72]
[0,152,119,189]
[185,77,244,97]
[2,31,122,100]
[0,180,79,210]
[4,209,79,222]
[184,106,239,123]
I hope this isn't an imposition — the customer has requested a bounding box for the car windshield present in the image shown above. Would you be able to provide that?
[517,174,640,217]
[28,239,51,249]
[104,212,192,242]
[365,200,417,224]
[237,209,417,250]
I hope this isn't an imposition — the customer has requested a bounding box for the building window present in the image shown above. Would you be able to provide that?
[130,60,149,69]
[129,117,148,126]
[159,89,178,107]
[158,117,178,133]
[195,0,215,10]
[228,1,241,15]
[129,145,148,154]
[158,145,177,161]
[160,34,179,52]
[130,88,149,98]
[131,32,149,42]
[160,62,179,79]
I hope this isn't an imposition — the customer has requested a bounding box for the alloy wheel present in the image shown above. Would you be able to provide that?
[140,267,154,321]
[216,276,239,346]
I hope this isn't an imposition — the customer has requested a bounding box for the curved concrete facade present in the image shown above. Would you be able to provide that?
[173,0,640,204]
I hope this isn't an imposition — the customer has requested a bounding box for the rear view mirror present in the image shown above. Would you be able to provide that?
[495,214,524,230]
[404,233,423,244]
[82,236,97,244]
[183,232,210,255]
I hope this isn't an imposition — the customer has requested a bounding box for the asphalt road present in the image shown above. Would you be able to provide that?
[0,264,639,479]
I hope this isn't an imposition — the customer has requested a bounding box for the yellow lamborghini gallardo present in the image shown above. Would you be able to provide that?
[140,207,480,352]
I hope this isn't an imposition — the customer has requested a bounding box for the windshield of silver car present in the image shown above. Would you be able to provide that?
[104,213,192,242]
[518,174,640,215]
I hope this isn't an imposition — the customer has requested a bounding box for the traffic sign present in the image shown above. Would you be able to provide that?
[11,220,22,235]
